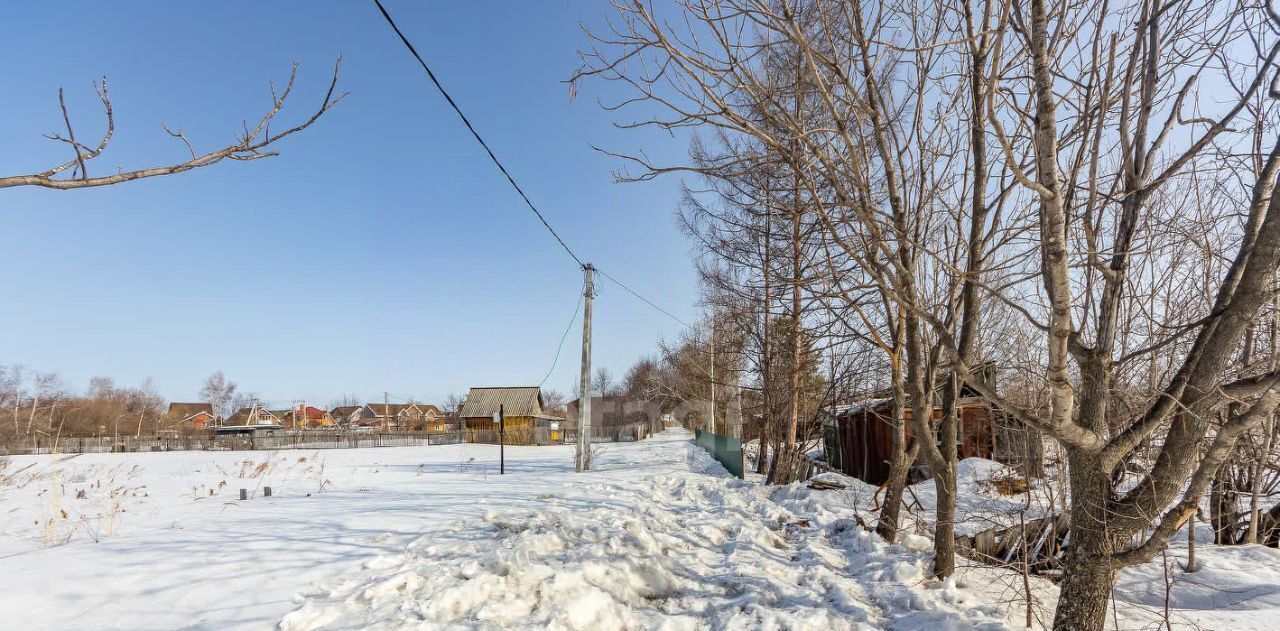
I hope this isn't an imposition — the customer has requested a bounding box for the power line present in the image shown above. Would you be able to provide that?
[373,0,692,332]
[540,282,585,388]
[595,267,693,329]
[372,0,584,268]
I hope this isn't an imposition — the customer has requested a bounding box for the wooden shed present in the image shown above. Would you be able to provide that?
[824,390,1042,485]
[459,387,564,445]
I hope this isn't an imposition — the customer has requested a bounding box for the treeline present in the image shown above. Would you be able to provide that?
[0,367,164,440]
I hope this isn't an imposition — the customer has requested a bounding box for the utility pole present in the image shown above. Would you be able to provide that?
[710,314,716,434]
[499,403,505,475]
[383,392,390,432]
[576,264,594,472]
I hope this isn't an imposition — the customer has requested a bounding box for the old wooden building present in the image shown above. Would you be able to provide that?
[824,384,1042,485]
[459,387,563,445]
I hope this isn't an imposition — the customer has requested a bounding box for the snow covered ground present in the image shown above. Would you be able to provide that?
[0,429,1277,629]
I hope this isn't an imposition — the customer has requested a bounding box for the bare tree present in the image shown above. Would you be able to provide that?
[440,393,467,417]
[0,61,343,190]
[199,371,238,420]
[542,389,569,414]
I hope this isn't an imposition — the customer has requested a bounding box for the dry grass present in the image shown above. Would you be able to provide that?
[987,473,1030,496]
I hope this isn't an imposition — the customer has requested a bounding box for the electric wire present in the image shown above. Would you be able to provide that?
[373,0,691,332]
[540,283,586,388]
[373,0,583,268]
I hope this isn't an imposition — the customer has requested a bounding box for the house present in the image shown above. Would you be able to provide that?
[404,404,450,431]
[823,373,1043,485]
[224,406,283,427]
[366,403,445,430]
[338,404,382,427]
[290,405,334,428]
[329,405,363,426]
[458,387,564,445]
[565,395,662,441]
[168,402,217,429]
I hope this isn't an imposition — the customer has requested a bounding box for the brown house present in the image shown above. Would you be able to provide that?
[168,402,217,429]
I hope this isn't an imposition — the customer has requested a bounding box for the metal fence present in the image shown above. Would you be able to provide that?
[0,430,465,455]
[562,421,654,445]
[693,428,745,479]
[0,421,660,456]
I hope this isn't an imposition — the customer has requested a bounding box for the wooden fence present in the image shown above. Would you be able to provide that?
[956,512,1071,574]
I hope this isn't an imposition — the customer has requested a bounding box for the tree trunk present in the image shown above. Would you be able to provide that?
[933,465,958,576]
[1186,513,1197,572]
[756,438,770,475]
[1245,413,1275,543]
[1211,469,1235,544]
[1053,452,1115,631]
[1055,548,1113,631]
[759,179,773,478]
[878,372,914,542]
[877,417,908,540]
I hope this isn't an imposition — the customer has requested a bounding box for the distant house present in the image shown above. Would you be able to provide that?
[458,387,563,445]
[290,405,334,428]
[367,403,441,430]
[168,402,217,429]
[340,405,382,427]
[566,395,662,429]
[224,406,283,427]
[329,405,363,426]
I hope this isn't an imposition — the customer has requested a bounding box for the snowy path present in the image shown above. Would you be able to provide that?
[280,430,1012,630]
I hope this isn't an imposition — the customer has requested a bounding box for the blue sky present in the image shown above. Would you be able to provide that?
[0,1,696,406]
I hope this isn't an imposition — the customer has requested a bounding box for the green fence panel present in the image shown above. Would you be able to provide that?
[693,429,744,479]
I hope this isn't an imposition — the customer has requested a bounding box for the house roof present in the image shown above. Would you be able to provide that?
[226,407,281,425]
[366,403,444,417]
[831,398,892,416]
[168,402,214,418]
[330,405,362,416]
[459,387,545,418]
[300,406,327,420]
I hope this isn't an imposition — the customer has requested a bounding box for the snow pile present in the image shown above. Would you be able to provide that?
[282,433,1014,630]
